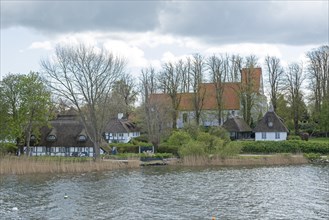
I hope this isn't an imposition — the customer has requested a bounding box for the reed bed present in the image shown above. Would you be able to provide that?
[178,154,308,167]
[0,156,140,175]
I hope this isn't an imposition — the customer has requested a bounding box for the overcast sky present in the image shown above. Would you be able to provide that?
[1,0,328,80]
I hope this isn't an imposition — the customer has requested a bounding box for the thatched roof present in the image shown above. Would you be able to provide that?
[253,109,288,133]
[37,114,93,147]
[105,118,140,133]
[222,117,252,132]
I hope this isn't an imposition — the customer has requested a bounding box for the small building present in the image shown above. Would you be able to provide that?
[253,107,288,141]
[222,116,252,140]
[29,111,94,157]
[103,113,140,143]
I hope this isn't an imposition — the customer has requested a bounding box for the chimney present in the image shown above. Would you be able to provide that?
[118,113,124,119]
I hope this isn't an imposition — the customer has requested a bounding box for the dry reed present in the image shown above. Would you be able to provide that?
[178,154,308,167]
[0,156,140,175]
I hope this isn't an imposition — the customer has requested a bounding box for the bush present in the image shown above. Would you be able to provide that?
[240,140,329,154]
[167,131,191,147]
[288,135,301,140]
[157,142,179,156]
[178,140,206,157]
[217,141,242,157]
[209,127,231,143]
[303,153,321,160]
[0,142,17,155]
[182,122,200,139]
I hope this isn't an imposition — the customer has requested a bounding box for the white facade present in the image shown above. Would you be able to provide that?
[255,132,287,141]
[104,131,140,143]
[26,146,94,157]
[177,110,240,128]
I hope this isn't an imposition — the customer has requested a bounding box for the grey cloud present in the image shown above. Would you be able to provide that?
[1,1,328,45]
[1,1,163,33]
[159,1,329,45]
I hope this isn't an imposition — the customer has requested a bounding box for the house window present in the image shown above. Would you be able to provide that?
[262,132,266,139]
[47,135,56,142]
[77,135,87,142]
[275,132,280,139]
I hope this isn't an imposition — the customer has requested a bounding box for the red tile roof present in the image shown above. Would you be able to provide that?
[149,68,262,111]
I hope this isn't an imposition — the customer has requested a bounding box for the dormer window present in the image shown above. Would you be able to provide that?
[47,135,57,142]
[77,129,87,142]
[46,128,57,142]
[268,121,273,127]
[77,135,87,142]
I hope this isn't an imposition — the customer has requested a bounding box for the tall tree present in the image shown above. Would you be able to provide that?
[265,55,284,112]
[207,54,228,125]
[140,67,170,146]
[158,60,184,128]
[190,54,206,125]
[240,55,259,126]
[306,45,329,123]
[228,54,243,82]
[285,62,305,135]
[111,73,138,119]
[0,72,51,155]
[41,44,125,159]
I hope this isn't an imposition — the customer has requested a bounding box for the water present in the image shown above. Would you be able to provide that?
[0,164,328,220]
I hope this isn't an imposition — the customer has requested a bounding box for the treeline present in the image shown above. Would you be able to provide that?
[0,44,328,157]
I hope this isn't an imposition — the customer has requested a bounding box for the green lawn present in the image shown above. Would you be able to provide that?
[309,137,329,143]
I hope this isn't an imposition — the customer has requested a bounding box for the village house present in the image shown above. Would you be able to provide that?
[222,116,252,140]
[103,113,141,143]
[253,106,289,141]
[150,67,266,128]
[29,111,140,157]
[29,110,94,157]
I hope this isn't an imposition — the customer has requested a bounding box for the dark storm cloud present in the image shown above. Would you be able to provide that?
[1,1,163,33]
[1,1,328,45]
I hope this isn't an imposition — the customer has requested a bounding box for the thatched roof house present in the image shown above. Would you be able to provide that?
[222,117,252,140]
[253,107,288,141]
[103,113,140,143]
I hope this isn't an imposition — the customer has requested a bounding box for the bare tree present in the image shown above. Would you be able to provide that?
[265,55,284,111]
[158,61,184,128]
[140,67,170,146]
[285,62,305,134]
[306,45,329,121]
[41,44,125,159]
[240,55,259,126]
[207,54,228,125]
[111,73,138,119]
[190,54,206,125]
[228,54,243,82]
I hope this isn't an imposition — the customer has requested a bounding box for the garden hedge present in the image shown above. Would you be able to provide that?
[240,140,329,154]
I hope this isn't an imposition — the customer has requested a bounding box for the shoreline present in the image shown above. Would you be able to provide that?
[1,154,324,175]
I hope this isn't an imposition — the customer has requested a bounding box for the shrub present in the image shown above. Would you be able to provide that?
[240,140,329,154]
[182,122,200,139]
[209,127,230,143]
[157,142,179,156]
[288,135,301,140]
[167,131,191,147]
[178,140,206,157]
[0,142,17,155]
[218,141,242,157]
[303,153,321,160]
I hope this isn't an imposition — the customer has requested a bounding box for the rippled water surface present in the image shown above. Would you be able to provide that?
[1,164,328,219]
